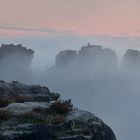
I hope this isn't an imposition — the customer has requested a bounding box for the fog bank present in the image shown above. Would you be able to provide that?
[0,36,140,140]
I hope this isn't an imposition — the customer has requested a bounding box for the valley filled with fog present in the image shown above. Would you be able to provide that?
[0,40,140,140]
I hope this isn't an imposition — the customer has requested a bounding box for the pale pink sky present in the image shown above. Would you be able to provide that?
[0,0,140,36]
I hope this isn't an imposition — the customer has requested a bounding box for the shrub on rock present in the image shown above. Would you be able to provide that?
[50,99,73,115]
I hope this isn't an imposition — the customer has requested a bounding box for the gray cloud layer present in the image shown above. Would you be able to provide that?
[0,26,74,34]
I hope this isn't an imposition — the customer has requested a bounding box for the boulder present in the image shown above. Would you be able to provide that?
[2,102,49,115]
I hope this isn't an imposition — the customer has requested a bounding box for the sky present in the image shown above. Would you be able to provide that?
[0,0,140,37]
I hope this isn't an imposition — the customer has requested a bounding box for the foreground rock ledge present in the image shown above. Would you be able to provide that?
[0,81,116,140]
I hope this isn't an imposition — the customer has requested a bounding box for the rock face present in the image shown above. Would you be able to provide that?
[122,49,140,71]
[0,110,116,140]
[0,80,60,102]
[55,50,77,67]
[0,44,34,80]
[3,102,50,115]
[54,43,117,73]
[64,110,116,140]
[77,44,117,72]
[0,44,34,70]
[0,81,116,140]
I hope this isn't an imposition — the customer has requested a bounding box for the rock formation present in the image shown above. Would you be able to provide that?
[0,81,116,140]
[0,80,59,102]
[55,50,77,68]
[0,44,34,80]
[77,44,117,71]
[54,43,117,76]
[122,49,140,71]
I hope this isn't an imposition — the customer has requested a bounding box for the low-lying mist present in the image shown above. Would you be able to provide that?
[0,43,140,140]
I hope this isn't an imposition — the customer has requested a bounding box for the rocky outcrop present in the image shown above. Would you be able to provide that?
[0,44,34,80]
[122,49,140,71]
[54,43,117,73]
[0,110,116,140]
[0,81,116,140]
[0,81,60,102]
[77,44,117,71]
[55,50,77,67]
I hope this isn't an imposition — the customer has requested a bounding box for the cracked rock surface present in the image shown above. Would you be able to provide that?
[0,81,116,140]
